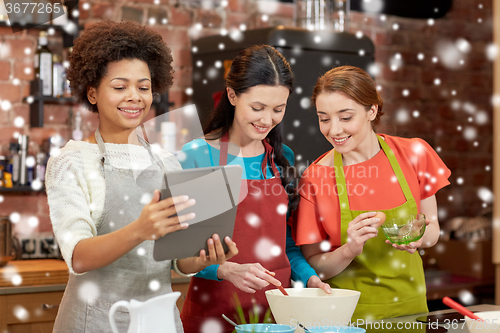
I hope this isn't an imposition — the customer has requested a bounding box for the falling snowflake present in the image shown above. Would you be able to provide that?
[292,280,304,289]
[140,193,152,205]
[254,238,278,261]
[229,29,243,42]
[245,213,260,227]
[137,247,146,256]
[276,204,287,215]
[13,305,29,321]
[270,245,281,257]
[10,212,20,223]
[367,63,380,76]
[389,53,403,71]
[486,43,499,61]
[206,68,218,79]
[322,56,332,66]
[319,240,330,252]
[14,116,25,128]
[458,290,475,305]
[201,319,223,333]
[395,109,409,124]
[149,280,160,291]
[477,187,493,203]
[463,126,477,141]
[11,274,22,285]
[78,281,100,305]
[28,216,39,228]
[300,98,310,109]
[31,179,43,191]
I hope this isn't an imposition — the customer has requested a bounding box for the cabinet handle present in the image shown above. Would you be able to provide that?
[42,304,59,310]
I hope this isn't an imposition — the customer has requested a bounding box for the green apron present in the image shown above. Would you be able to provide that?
[326,135,428,322]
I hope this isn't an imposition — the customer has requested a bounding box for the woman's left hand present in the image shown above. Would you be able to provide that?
[385,239,423,254]
[307,275,332,294]
[385,219,430,254]
[196,234,239,268]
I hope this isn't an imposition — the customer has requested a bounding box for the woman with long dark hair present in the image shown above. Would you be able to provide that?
[178,45,330,333]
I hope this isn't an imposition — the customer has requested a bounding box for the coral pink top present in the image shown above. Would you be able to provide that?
[289,134,451,248]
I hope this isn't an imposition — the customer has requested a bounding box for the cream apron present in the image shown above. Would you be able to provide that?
[326,135,428,321]
[53,128,183,333]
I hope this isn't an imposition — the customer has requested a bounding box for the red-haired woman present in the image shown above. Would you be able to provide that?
[289,65,451,321]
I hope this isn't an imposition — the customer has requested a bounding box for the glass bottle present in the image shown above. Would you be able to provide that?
[34,31,53,96]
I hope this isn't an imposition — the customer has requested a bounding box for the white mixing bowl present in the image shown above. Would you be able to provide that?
[465,311,500,333]
[265,288,360,333]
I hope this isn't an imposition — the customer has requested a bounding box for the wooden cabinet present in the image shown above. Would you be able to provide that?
[171,271,191,312]
[0,290,64,333]
[0,260,191,332]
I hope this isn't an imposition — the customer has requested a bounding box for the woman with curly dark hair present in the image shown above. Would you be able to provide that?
[45,20,237,332]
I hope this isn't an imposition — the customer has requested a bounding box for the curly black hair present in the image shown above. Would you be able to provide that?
[66,20,174,113]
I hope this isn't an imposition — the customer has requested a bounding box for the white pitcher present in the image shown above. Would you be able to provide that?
[108,291,181,333]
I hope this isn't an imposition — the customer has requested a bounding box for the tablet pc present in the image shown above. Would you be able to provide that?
[153,164,243,261]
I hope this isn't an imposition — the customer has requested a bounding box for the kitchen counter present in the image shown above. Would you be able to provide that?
[369,304,500,333]
[0,259,191,294]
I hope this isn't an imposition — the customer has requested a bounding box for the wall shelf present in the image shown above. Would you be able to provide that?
[28,80,78,127]
[0,186,44,194]
[0,0,80,48]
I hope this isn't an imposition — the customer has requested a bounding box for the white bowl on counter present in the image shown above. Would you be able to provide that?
[265,288,360,333]
[465,311,500,333]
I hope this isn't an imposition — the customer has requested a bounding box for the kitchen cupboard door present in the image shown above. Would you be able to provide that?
[7,322,54,333]
[1,291,63,332]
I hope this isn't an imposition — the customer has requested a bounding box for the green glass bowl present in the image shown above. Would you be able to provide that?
[380,214,426,245]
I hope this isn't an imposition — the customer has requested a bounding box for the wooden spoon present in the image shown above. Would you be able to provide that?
[265,271,289,296]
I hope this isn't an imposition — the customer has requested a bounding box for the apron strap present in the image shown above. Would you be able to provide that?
[94,127,112,172]
[376,135,413,202]
[262,140,281,180]
[333,150,351,211]
[96,126,170,190]
[334,134,414,211]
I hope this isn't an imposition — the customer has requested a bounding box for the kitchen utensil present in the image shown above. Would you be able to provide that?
[381,213,426,245]
[235,323,295,333]
[296,320,313,332]
[416,312,464,324]
[222,314,238,327]
[266,271,288,296]
[442,297,483,321]
[0,216,14,267]
[266,288,360,333]
[108,291,181,333]
[464,311,500,333]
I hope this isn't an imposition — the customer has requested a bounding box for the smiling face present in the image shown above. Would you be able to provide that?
[316,91,378,157]
[87,58,153,141]
[228,84,289,145]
